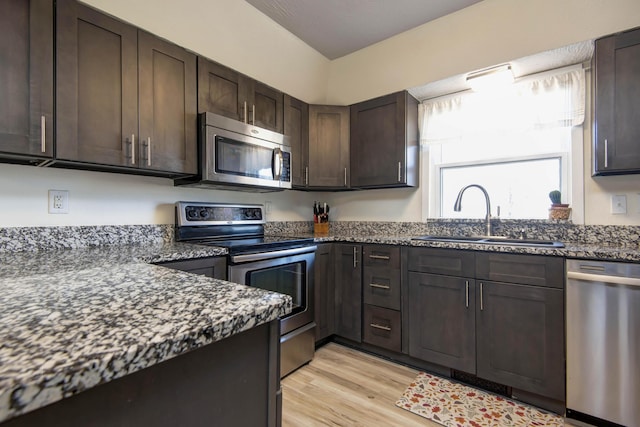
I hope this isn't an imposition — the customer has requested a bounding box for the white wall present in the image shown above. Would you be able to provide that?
[3,0,640,227]
[0,164,320,226]
[326,0,640,105]
[322,0,640,226]
[81,0,330,104]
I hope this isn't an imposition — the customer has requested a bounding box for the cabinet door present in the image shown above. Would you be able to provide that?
[593,28,640,175]
[350,91,418,188]
[158,257,227,280]
[197,57,244,122]
[334,244,362,342]
[308,105,350,188]
[476,281,564,400]
[314,243,334,342]
[284,95,309,188]
[0,0,53,158]
[56,0,138,166]
[408,272,476,373]
[138,31,197,174]
[251,81,284,133]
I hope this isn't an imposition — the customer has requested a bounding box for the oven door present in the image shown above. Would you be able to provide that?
[228,246,316,335]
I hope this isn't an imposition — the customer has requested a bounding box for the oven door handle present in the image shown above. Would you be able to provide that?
[230,245,318,263]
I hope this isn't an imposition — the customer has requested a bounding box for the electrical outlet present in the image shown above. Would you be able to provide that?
[610,194,627,215]
[49,190,69,214]
[265,201,273,214]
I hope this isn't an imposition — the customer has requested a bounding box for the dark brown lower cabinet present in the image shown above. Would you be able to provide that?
[314,243,334,342]
[363,304,401,352]
[476,280,565,401]
[3,321,281,427]
[334,244,362,342]
[155,256,227,280]
[407,272,476,373]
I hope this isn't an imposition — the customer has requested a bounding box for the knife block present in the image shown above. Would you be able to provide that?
[313,222,329,236]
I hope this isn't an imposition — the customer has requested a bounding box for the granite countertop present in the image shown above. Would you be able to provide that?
[308,233,640,263]
[0,242,292,424]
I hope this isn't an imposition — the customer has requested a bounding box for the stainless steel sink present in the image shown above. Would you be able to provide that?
[412,235,564,248]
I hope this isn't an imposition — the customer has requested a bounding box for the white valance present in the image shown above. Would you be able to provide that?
[419,66,586,145]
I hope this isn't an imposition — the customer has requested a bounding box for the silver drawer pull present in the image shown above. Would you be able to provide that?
[369,255,391,260]
[369,283,390,290]
[41,115,46,152]
[370,323,391,331]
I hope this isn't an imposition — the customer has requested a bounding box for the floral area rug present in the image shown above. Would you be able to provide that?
[395,372,564,426]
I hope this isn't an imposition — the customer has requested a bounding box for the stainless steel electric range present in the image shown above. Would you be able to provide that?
[175,201,317,377]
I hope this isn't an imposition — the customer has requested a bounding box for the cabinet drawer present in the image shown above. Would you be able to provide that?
[407,247,475,277]
[476,253,564,288]
[363,305,401,352]
[363,245,400,268]
[363,266,400,310]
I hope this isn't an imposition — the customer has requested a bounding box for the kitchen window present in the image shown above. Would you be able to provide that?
[420,66,585,221]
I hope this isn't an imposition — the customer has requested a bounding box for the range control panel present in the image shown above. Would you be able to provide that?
[176,202,265,226]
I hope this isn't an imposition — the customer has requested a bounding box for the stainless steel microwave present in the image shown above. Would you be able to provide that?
[175,112,291,191]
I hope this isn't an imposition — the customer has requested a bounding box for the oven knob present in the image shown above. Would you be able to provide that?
[186,208,198,219]
[199,209,210,219]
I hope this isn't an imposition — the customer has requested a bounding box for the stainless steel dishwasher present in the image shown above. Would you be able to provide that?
[566,259,640,427]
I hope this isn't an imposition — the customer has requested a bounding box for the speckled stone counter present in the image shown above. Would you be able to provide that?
[0,242,292,424]
[304,233,640,262]
[267,220,640,263]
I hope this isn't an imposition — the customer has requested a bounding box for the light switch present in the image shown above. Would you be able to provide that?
[611,195,627,214]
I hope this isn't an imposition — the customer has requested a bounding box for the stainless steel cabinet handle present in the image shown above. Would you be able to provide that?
[370,323,391,332]
[353,246,358,268]
[369,255,390,260]
[146,137,151,166]
[252,104,256,125]
[243,101,248,124]
[40,115,46,153]
[344,168,347,187]
[480,282,484,311]
[398,161,402,182]
[465,280,469,308]
[604,139,608,168]
[369,283,391,290]
[305,166,309,185]
[131,134,136,165]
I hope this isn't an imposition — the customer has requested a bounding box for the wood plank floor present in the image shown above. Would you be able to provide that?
[282,343,585,427]
[281,343,435,426]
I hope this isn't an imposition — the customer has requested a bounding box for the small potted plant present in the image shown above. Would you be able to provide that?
[548,190,571,220]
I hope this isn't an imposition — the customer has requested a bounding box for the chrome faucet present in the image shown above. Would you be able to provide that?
[453,184,492,236]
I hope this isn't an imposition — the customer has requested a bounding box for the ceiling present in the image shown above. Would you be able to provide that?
[245,0,483,60]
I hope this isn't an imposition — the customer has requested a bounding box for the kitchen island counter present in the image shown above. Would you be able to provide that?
[0,242,291,424]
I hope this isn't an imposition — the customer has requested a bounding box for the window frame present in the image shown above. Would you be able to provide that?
[431,151,570,219]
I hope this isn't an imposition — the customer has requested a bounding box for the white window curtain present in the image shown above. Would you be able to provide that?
[418,66,586,145]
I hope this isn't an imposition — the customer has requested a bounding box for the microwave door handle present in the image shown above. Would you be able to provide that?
[273,148,283,180]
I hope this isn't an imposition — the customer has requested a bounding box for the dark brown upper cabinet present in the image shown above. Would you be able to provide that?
[593,27,640,175]
[284,95,309,187]
[0,0,53,161]
[198,57,283,133]
[56,0,196,175]
[350,91,419,188]
[138,31,197,174]
[307,105,350,189]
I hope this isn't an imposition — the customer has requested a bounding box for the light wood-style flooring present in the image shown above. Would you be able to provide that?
[282,343,586,427]
[281,343,435,426]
